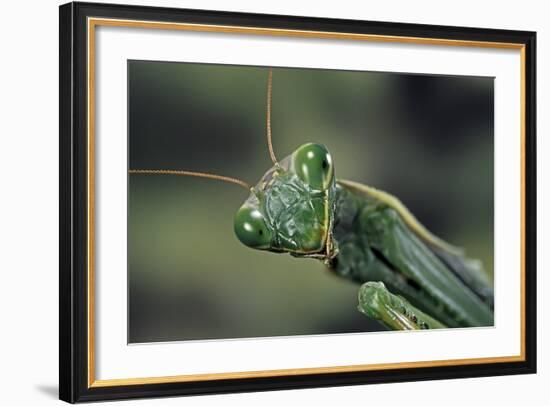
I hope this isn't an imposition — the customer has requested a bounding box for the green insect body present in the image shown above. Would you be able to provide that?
[233,142,494,329]
[132,70,494,331]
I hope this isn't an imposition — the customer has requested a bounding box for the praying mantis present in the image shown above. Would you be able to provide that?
[130,69,494,331]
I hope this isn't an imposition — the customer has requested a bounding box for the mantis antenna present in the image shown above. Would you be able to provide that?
[266,69,278,166]
[129,71,279,191]
[129,169,252,191]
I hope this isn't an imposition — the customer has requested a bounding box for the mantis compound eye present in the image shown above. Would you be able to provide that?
[293,143,334,191]
[233,205,273,249]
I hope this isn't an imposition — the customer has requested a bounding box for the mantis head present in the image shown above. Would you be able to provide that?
[129,70,338,261]
[233,142,338,261]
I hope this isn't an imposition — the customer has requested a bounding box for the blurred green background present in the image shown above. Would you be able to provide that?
[128,61,494,343]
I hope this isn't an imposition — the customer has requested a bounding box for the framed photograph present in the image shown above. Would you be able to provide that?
[59,2,536,403]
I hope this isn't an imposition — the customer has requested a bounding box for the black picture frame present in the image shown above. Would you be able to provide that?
[59,1,537,403]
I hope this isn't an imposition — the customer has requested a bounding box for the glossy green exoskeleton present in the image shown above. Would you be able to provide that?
[131,69,494,330]
[233,141,493,329]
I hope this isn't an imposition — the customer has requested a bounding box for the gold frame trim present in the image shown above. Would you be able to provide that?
[87,17,527,388]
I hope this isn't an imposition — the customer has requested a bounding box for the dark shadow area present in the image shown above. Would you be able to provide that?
[35,384,58,399]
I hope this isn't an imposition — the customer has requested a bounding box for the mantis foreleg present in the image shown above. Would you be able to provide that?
[358,282,447,330]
